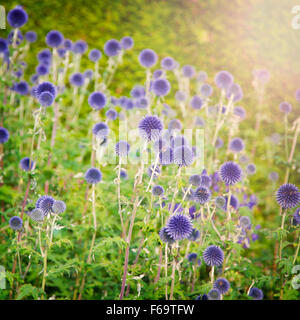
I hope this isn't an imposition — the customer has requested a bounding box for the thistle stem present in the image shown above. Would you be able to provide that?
[279,209,287,260]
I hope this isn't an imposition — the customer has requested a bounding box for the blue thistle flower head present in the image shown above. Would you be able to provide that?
[0,127,9,144]
[14,81,29,95]
[234,106,246,119]
[153,69,164,79]
[166,214,193,241]
[200,175,212,188]
[174,146,194,167]
[73,40,88,54]
[240,216,251,229]
[276,183,300,209]
[115,141,130,157]
[36,195,54,215]
[69,72,84,87]
[34,81,57,99]
[38,91,55,107]
[200,84,213,98]
[92,122,109,138]
[208,289,221,300]
[215,70,234,90]
[152,78,171,97]
[85,168,102,184]
[222,194,239,211]
[139,115,163,142]
[248,287,263,300]
[201,294,209,300]
[30,208,44,222]
[194,186,211,204]
[9,216,23,230]
[161,57,176,70]
[7,29,23,45]
[120,169,128,180]
[36,64,49,76]
[279,101,292,114]
[292,208,300,225]
[159,147,174,165]
[52,200,66,214]
[84,69,93,79]
[106,109,118,121]
[203,245,224,266]
[104,39,121,56]
[190,95,203,110]
[130,85,145,99]
[159,227,175,244]
[189,174,201,187]
[215,196,226,209]
[197,71,208,82]
[46,30,64,48]
[0,38,8,53]
[121,36,134,50]
[215,137,224,149]
[168,119,182,132]
[147,165,160,179]
[37,49,52,62]
[229,137,245,153]
[187,253,198,262]
[152,185,164,196]
[64,39,73,51]
[188,228,200,241]
[227,83,243,102]
[219,161,242,185]
[139,49,158,68]
[247,163,256,175]
[88,91,106,110]
[182,65,195,78]
[7,6,28,28]
[89,49,102,62]
[20,157,34,171]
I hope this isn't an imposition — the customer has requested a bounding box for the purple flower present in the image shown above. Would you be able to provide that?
[194,186,211,204]
[38,91,55,107]
[104,39,121,56]
[73,40,88,54]
[276,184,300,209]
[46,30,64,48]
[247,163,256,175]
[130,85,145,99]
[248,287,263,300]
[0,38,8,53]
[187,253,198,262]
[139,49,157,68]
[85,168,102,184]
[166,214,193,240]
[203,245,224,266]
[207,289,221,300]
[20,157,34,171]
[89,49,102,62]
[152,185,164,196]
[215,137,224,149]
[197,71,208,82]
[189,175,201,187]
[215,71,234,90]
[36,64,49,76]
[168,119,182,132]
[121,36,134,50]
[227,83,243,102]
[88,92,106,110]
[69,72,84,87]
[200,84,213,97]
[161,57,176,70]
[190,95,203,110]
[14,81,29,95]
[159,146,174,165]
[213,278,230,294]
[115,141,130,157]
[36,195,54,215]
[25,31,37,43]
[9,216,23,230]
[229,137,245,153]
[187,228,200,241]
[219,161,242,185]
[64,39,73,50]
[7,7,28,28]
[182,65,195,78]
[159,227,175,244]
[92,122,109,138]
[138,115,163,141]
[292,208,300,225]
[234,106,246,119]
[106,109,118,121]
[223,194,239,211]
[0,127,9,144]
[279,102,292,114]
[52,200,66,214]
[174,146,194,167]
[152,78,171,97]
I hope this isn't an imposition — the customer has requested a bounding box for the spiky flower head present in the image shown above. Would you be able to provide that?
[166,214,193,241]
[89,49,102,62]
[215,196,226,209]
[85,168,102,184]
[292,208,300,225]
[25,31,37,43]
[200,83,213,98]
[30,208,44,222]
[215,70,234,90]
[14,81,29,95]
[139,49,158,68]
[159,227,175,244]
[69,72,84,87]
[152,78,171,97]
[0,38,8,53]
[240,216,251,229]
[194,187,211,204]
[130,85,145,99]
[219,161,242,185]
[190,95,203,110]
[182,65,195,78]
[0,127,9,144]
[229,137,245,153]
[138,115,163,142]
[20,157,34,171]
[115,141,130,157]
[121,36,134,50]
[223,194,239,211]
[106,109,118,121]
[52,200,66,214]
[269,171,279,182]
[147,165,160,179]
[189,174,201,187]
[174,146,194,167]
[46,30,64,48]
[187,253,198,262]
[161,56,176,70]
[234,106,246,119]
[152,185,164,196]
[104,39,121,56]
[88,91,106,110]
[36,195,54,215]
[207,289,221,300]
[188,228,200,241]
[279,101,292,114]
[248,287,263,300]
[213,278,230,294]
[33,82,56,99]
[92,122,109,138]
[247,163,256,175]
[203,245,224,266]
[168,119,182,132]
[200,175,212,188]
[9,216,23,230]
[7,6,28,28]
[73,40,87,54]
[120,169,128,180]
[276,184,300,209]
[227,83,243,102]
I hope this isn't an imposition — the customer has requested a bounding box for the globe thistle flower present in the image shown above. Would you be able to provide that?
[215,137,224,149]
[248,287,263,300]
[166,214,193,241]
[194,186,211,204]
[203,245,224,266]
[7,29,23,46]
[121,36,134,50]
[69,72,84,87]
[159,227,175,244]
[200,83,213,98]
[33,81,57,99]
[175,90,186,102]
[106,109,118,121]
[84,69,93,79]
[174,146,194,167]
[124,98,134,110]
[9,216,23,230]
[64,39,73,50]
[36,195,54,215]
[229,137,245,153]
[292,208,300,225]
[104,39,121,56]
[168,119,182,132]
[188,228,200,241]
[36,64,49,76]
[37,49,52,63]
[215,71,234,90]
[139,49,157,68]
[30,208,44,222]
[39,91,55,107]
[201,294,209,300]
[14,81,29,95]
[46,30,64,48]
[240,216,251,229]
[73,40,88,54]
[219,161,242,185]
[159,146,174,165]
[153,138,167,153]
[207,289,221,300]
[130,85,145,99]
[0,38,8,53]
[135,97,149,109]
[152,185,164,196]
[89,49,102,62]
[223,194,239,211]
[215,196,226,209]
[227,83,243,102]
[200,175,212,188]
[152,78,171,97]
[190,95,203,110]
[120,169,128,180]
[247,163,256,175]
[161,56,176,70]
[171,136,189,149]
[92,122,109,139]
[182,65,195,78]
[276,184,300,209]
[138,115,163,142]
[213,278,230,294]
[20,157,34,171]
[234,106,246,120]
[279,101,292,114]
[187,253,198,262]
[7,6,28,28]
[189,174,201,187]
[115,141,130,157]
[85,168,102,184]
[152,69,163,79]
[147,164,160,179]
[0,127,9,144]
[88,91,106,110]
[52,200,66,214]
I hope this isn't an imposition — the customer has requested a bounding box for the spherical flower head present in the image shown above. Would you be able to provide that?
[34,81,57,99]
[166,214,193,240]
[121,36,134,50]
[247,163,256,175]
[219,161,242,185]
[0,38,8,53]
[223,194,239,211]
[194,186,211,204]
[190,95,203,110]
[215,196,226,209]
[153,138,167,153]
[73,40,88,54]
[215,71,234,90]
[189,174,201,187]
[131,85,145,99]
[52,200,66,214]
[36,195,54,215]
[188,228,200,241]
[152,185,164,196]
[115,141,130,157]
[276,183,300,209]
[240,216,251,229]
[88,91,106,110]
[46,30,64,48]
[292,208,300,225]
[64,39,73,50]
[106,108,118,121]
[9,216,23,230]
[161,57,176,70]
[147,164,160,179]
[39,91,55,107]
[57,48,66,58]
[92,122,109,138]
[104,39,121,56]
[200,84,213,98]
[85,167,102,184]
[203,245,224,266]
[135,97,148,110]
[269,172,279,182]
[7,7,28,28]
[37,49,52,63]
[7,29,23,45]
[229,137,245,153]
[139,115,163,142]
[279,101,292,114]
[227,83,243,102]
[248,287,263,300]
[215,137,224,149]
[15,81,29,95]
[197,71,208,82]
[208,289,221,300]
[200,175,212,188]
[0,127,9,144]
[296,89,300,102]
[152,78,171,97]
[174,146,194,167]
[124,98,134,110]
[175,90,186,102]
[84,69,93,79]
[69,72,84,87]
[168,119,182,132]
[234,106,246,120]
[159,147,174,165]
[187,253,198,262]
[20,157,34,171]
[159,227,175,244]
[36,64,49,76]
[120,169,128,180]
[213,278,230,294]
[139,49,158,68]
[182,65,195,78]
[89,49,102,62]
[30,208,44,222]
